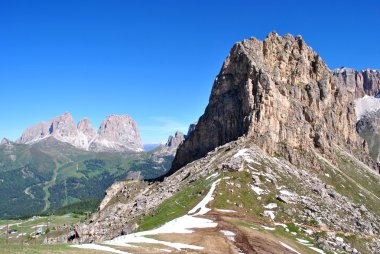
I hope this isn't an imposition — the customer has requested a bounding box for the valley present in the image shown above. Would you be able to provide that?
[0,137,175,219]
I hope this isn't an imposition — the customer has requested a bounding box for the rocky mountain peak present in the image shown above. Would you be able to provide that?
[90,114,143,152]
[186,122,197,138]
[171,32,375,174]
[16,113,143,152]
[48,112,77,139]
[165,131,185,149]
[77,118,97,139]
[0,138,12,145]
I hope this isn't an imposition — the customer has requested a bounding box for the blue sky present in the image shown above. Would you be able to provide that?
[0,0,379,143]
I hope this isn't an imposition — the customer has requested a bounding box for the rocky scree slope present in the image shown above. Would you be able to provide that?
[171,32,376,174]
[16,112,143,152]
[77,138,380,253]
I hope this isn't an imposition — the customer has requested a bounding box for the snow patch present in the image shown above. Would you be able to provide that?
[355,95,380,120]
[296,238,310,244]
[234,149,261,165]
[215,209,236,213]
[251,185,268,195]
[220,230,236,241]
[72,244,130,254]
[188,178,223,215]
[261,225,275,231]
[263,203,277,209]
[206,172,219,180]
[279,189,296,196]
[308,247,326,254]
[274,223,287,228]
[279,241,301,254]
[263,210,275,220]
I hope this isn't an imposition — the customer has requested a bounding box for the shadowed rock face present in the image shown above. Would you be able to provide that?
[356,109,380,164]
[171,32,376,174]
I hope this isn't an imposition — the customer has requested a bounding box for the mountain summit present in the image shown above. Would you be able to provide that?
[171,32,376,174]
[16,112,143,152]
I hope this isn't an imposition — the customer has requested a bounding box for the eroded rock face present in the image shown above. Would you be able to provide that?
[90,115,143,152]
[165,131,185,150]
[333,68,380,98]
[16,113,143,152]
[171,32,375,174]
[152,131,185,156]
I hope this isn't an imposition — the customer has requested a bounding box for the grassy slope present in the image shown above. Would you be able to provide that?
[137,177,212,231]
[134,143,379,254]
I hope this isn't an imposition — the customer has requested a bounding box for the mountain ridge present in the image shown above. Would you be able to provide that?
[16,112,143,153]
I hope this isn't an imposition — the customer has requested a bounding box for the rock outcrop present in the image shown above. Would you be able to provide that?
[171,32,376,174]
[16,113,143,152]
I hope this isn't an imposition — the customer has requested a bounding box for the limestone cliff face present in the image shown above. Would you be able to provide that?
[171,32,374,173]
[17,113,143,152]
[90,115,143,152]
[333,68,380,98]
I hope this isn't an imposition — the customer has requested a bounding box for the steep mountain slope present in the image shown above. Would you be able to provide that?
[77,138,380,253]
[16,112,143,152]
[0,137,173,219]
[74,33,380,254]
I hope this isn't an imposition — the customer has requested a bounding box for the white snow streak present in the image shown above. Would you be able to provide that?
[279,241,301,254]
[72,244,130,254]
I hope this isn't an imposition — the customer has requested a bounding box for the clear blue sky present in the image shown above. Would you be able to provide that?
[1,0,379,143]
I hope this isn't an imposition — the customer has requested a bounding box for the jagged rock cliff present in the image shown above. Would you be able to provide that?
[333,68,380,98]
[89,115,143,152]
[165,131,185,151]
[171,32,376,174]
[16,112,143,152]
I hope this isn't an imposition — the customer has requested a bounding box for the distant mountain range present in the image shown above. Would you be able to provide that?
[16,112,143,152]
